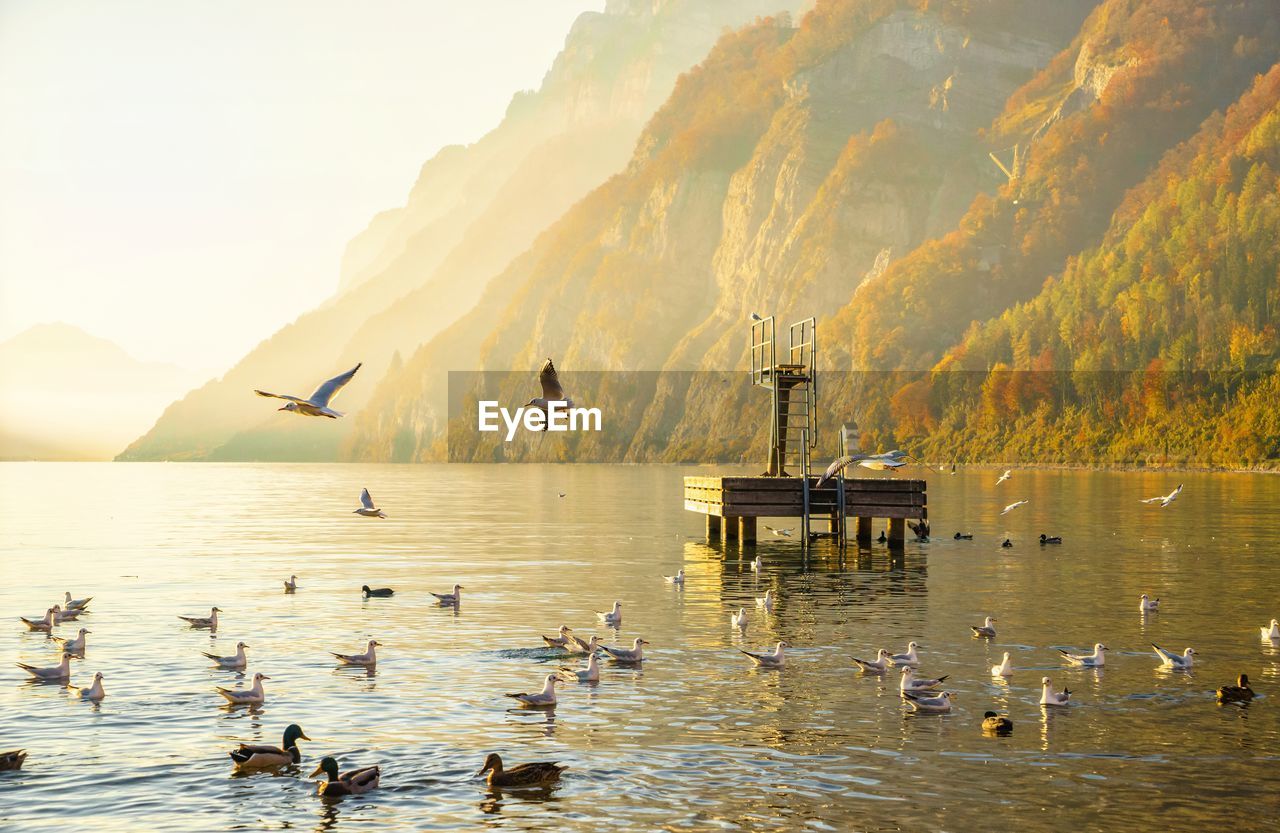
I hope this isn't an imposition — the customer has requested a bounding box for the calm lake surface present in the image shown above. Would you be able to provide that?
[1,463,1278,831]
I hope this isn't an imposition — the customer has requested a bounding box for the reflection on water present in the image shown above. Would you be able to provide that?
[1,463,1278,830]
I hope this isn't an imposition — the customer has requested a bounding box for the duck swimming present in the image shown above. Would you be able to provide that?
[1039,534,1062,545]
[361,585,394,598]
[954,532,973,540]
[877,531,887,544]
[0,750,26,771]
[311,756,380,796]
[478,753,566,788]
[229,724,310,769]
[1216,674,1255,704]
[982,711,1013,734]
[1001,539,1013,548]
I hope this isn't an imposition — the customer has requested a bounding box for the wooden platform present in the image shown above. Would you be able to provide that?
[684,475,926,547]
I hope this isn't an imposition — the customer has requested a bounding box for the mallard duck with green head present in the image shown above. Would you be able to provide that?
[310,756,380,796]
[478,753,565,788]
[229,724,310,769]
[981,711,1013,734]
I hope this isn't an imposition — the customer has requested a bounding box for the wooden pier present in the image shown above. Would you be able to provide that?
[684,475,927,548]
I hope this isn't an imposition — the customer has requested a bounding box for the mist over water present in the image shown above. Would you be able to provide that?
[1,463,1277,830]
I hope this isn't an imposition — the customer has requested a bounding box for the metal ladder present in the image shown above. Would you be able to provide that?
[751,316,818,476]
[799,428,846,548]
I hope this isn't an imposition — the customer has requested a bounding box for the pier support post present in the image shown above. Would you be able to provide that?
[739,517,757,544]
[888,518,906,549]
[725,516,739,542]
[706,514,721,540]
[856,516,872,546]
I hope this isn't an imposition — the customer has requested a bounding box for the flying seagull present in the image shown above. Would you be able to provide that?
[254,363,361,418]
[1140,484,1183,507]
[354,488,387,518]
[524,358,573,427]
[996,470,1012,485]
[1000,500,1028,515]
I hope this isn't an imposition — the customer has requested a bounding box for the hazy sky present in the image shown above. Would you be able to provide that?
[0,0,602,373]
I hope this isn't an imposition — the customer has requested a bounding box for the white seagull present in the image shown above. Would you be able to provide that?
[1140,483,1183,508]
[751,556,763,574]
[856,450,916,472]
[523,359,574,424]
[756,589,775,612]
[566,634,603,655]
[764,526,794,538]
[991,652,1014,677]
[431,585,463,606]
[284,575,298,593]
[597,601,622,626]
[971,617,997,638]
[20,608,56,633]
[50,605,82,624]
[76,672,106,702]
[217,672,269,706]
[1040,676,1071,706]
[354,488,387,518]
[730,608,749,629]
[602,637,649,663]
[178,607,221,630]
[254,363,361,419]
[741,641,788,668]
[557,653,600,683]
[63,592,93,611]
[996,470,1012,485]
[1261,619,1280,640]
[1139,594,1160,612]
[903,690,954,713]
[1000,500,1028,515]
[899,667,948,692]
[541,625,574,649]
[53,628,90,655]
[815,454,870,487]
[506,674,558,707]
[888,641,922,668]
[331,640,381,667]
[202,641,249,669]
[17,653,71,681]
[851,649,891,674]
[1060,643,1108,667]
[664,569,685,586]
[1151,643,1195,669]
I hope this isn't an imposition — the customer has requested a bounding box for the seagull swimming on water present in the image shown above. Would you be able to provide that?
[971,617,997,638]
[903,690,954,713]
[541,625,574,649]
[53,627,90,655]
[1040,676,1071,706]
[756,589,775,612]
[17,653,71,681]
[1140,594,1160,612]
[1000,500,1028,515]
[254,363,361,418]
[899,667,948,692]
[751,556,763,574]
[851,649,891,674]
[741,641,788,668]
[1140,483,1183,508]
[284,575,298,593]
[602,638,649,663]
[63,592,93,611]
[217,672,268,706]
[664,569,685,586]
[991,652,1014,677]
[332,640,381,667]
[75,672,105,702]
[506,674,558,707]
[1060,643,1107,667]
[20,608,56,632]
[178,607,220,630]
[731,608,749,629]
[888,641,922,668]
[202,641,249,669]
[1261,619,1280,640]
[557,653,600,683]
[431,585,463,606]
[565,634,603,655]
[597,601,622,626]
[1151,643,1195,669]
[354,488,387,518]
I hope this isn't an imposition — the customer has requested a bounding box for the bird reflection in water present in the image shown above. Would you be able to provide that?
[479,783,562,816]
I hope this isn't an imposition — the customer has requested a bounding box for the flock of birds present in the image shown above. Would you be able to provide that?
[0,362,1269,803]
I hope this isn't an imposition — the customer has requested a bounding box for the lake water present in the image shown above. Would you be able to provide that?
[1,463,1278,831]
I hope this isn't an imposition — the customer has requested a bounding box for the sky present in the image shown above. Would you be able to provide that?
[0,0,603,374]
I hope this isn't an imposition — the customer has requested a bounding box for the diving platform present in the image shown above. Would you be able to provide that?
[684,475,927,548]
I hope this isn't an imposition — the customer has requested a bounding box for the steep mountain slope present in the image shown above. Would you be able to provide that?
[347,0,1098,462]
[0,324,196,460]
[119,0,800,461]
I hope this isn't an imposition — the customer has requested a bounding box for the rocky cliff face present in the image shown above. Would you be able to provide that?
[120,0,801,461]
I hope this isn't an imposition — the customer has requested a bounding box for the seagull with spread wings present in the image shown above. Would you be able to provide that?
[1140,483,1183,507]
[523,358,573,429]
[354,488,387,518]
[254,363,362,418]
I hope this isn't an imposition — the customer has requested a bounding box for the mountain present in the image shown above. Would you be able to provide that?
[349,0,1280,469]
[0,324,197,461]
[119,0,808,462]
